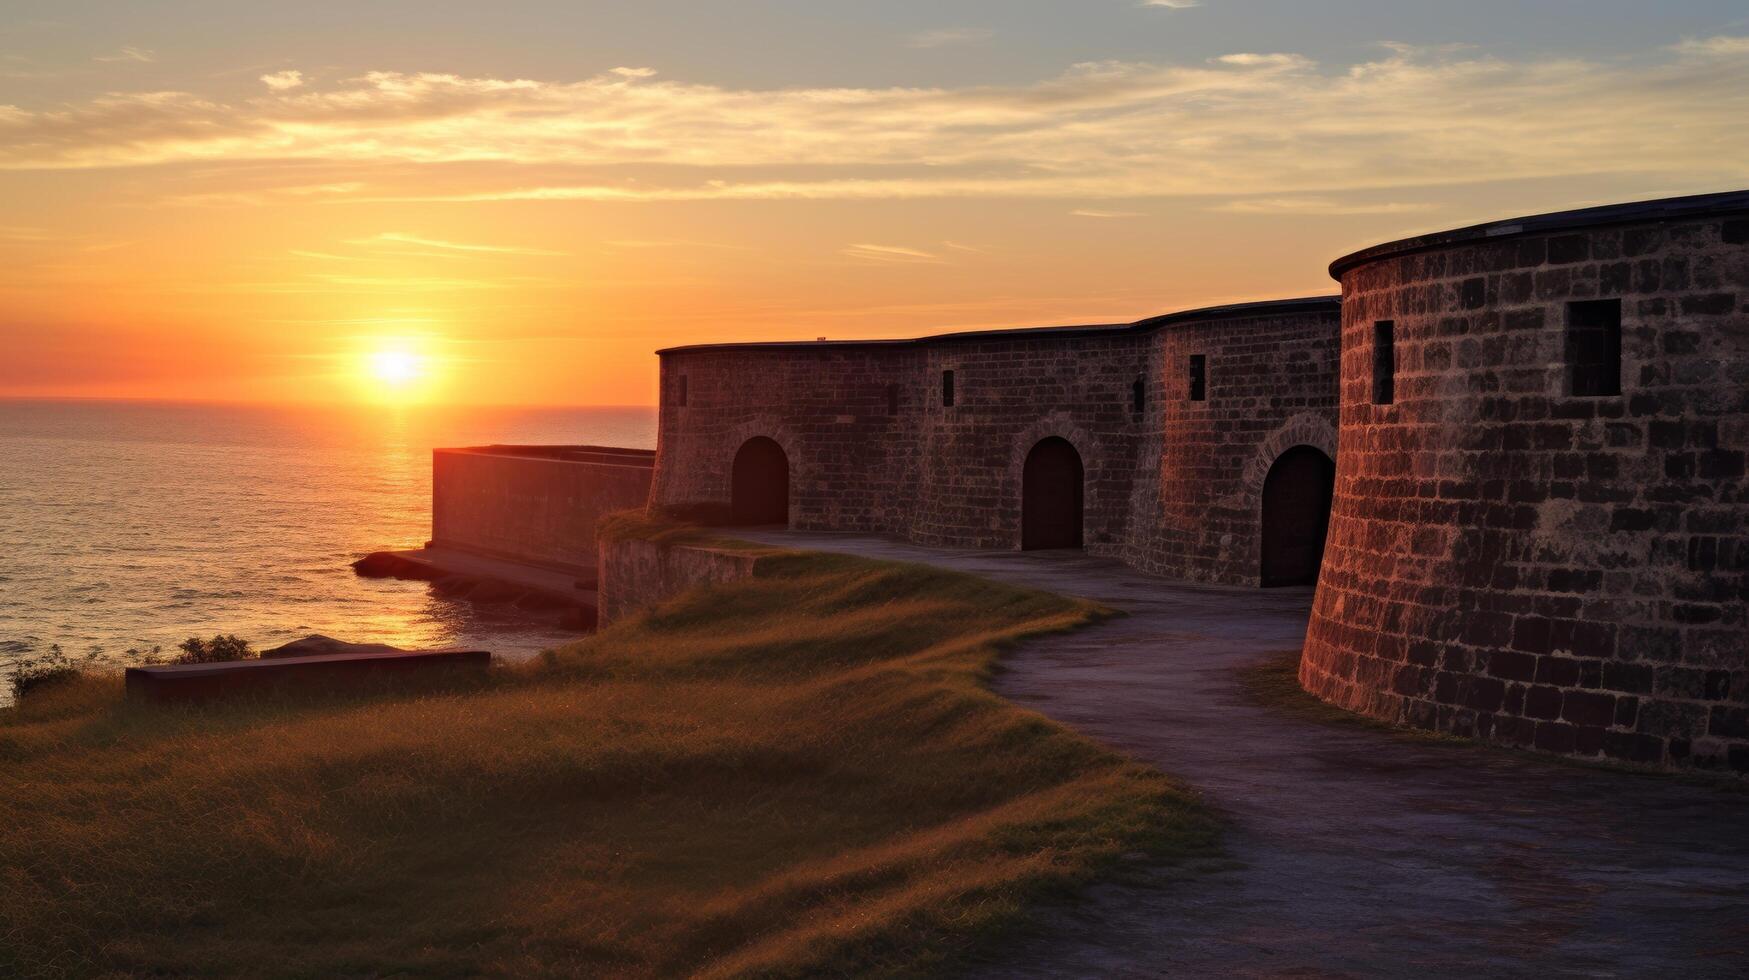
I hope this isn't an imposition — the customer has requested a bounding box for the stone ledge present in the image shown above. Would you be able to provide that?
[124,649,492,704]
[598,536,768,626]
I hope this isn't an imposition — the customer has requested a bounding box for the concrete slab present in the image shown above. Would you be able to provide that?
[732,530,1749,978]
[381,546,599,599]
[124,648,491,703]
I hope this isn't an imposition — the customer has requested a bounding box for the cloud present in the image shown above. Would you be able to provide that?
[0,224,61,242]
[604,239,751,251]
[842,243,942,264]
[352,232,565,256]
[94,47,154,63]
[3,44,1746,208]
[908,28,994,49]
[1141,0,1201,8]
[1210,197,1437,215]
[260,70,304,91]
[1672,35,1749,57]
[1070,208,1146,218]
[610,66,657,78]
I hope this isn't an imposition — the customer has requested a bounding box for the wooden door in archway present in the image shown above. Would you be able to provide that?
[730,437,789,526]
[1261,445,1335,587]
[1022,437,1084,550]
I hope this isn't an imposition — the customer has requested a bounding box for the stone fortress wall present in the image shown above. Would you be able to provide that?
[640,189,1748,774]
[1301,191,1749,774]
[435,189,1746,773]
[650,298,1343,587]
[431,445,654,572]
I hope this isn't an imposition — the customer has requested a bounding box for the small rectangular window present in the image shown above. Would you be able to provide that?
[1132,377,1145,415]
[677,374,689,407]
[1188,355,1207,401]
[1372,321,1395,405]
[887,383,899,416]
[942,370,955,407]
[1567,299,1621,397]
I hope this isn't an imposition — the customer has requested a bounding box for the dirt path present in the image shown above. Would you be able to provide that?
[737,531,1749,978]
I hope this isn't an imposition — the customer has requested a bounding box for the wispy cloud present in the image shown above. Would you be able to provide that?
[94,46,154,63]
[1141,0,1201,8]
[0,225,61,243]
[842,243,942,264]
[604,239,752,251]
[1671,35,1749,57]
[260,70,304,91]
[908,28,994,49]
[158,181,365,207]
[1070,208,1146,218]
[1210,197,1437,215]
[351,232,565,256]
[4,43,1746,208]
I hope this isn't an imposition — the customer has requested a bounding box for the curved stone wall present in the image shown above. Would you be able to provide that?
[1302,191,1749,774]
[1121,310,1340,584]
[649,298,1340,586]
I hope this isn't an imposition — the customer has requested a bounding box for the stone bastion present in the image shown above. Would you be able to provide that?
[1300,190,1749,774]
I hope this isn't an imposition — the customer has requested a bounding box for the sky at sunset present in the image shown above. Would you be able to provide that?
[3,0,1748,406]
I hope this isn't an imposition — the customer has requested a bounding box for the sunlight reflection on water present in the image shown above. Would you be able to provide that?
[0,400,655,703]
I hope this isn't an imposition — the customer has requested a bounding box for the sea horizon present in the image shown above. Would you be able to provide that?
[0,399,658,703]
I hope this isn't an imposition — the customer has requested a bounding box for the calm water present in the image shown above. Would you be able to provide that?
[0,400,656,701]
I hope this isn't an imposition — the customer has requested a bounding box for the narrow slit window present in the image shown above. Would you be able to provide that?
[942,370,956,407]
[1372,321,1395,405]
[677,374,689,407]
[1188,355,1207,401]
[886,382,899,416]
[1132,377,1145,415]
[1567,299,1622,397]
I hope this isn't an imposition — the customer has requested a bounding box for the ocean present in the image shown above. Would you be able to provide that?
[0,400,657,703]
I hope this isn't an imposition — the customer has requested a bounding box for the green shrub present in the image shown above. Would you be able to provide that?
[6,644,97,700]
[175,634,254,664]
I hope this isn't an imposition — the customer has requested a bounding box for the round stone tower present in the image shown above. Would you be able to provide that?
[1301,191,1749,773]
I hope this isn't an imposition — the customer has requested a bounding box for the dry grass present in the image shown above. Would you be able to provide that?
[0,550,1217,978]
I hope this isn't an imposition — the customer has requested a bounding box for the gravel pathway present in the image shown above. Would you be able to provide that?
[737,531,1749,978]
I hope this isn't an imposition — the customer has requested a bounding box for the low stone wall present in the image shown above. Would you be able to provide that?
[598,536,766,626]
[431,446,654,572]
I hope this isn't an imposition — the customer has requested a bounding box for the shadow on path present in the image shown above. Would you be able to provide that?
[735,531,1749,978]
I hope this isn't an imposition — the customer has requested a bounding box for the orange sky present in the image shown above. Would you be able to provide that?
[3,4,1747,406]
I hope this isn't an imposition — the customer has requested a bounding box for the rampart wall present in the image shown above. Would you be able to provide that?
[649,299,1341,585]
[432,446,655,572]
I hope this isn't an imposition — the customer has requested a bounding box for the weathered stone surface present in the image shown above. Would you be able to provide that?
[125,648,492,703]
[598,537,765,625]
[649,299,1341,586]
[432,445,654,573]
[1303,196,1749,775]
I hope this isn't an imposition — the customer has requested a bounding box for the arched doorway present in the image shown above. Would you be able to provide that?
[1022,437,1084,550]
[731,437,789,526]
[1261,445,1335,587]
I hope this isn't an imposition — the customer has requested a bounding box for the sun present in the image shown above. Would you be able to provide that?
[355,346,438,403]
[369,349,423,387]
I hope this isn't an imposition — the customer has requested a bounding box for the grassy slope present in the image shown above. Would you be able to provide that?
[0,548,1217,978]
